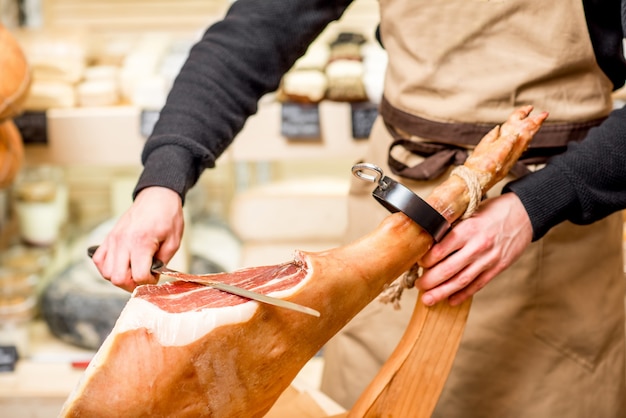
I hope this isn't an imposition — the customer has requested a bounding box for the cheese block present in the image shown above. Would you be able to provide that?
[230,178,349,242]
[23,80,76,110]
[325,59,367,102]
[77,80,119,107]
[83,65,120,82]
[281,69,328,104]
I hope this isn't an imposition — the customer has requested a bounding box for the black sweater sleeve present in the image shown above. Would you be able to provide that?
[134,0,353,200]
[505,106,626,241]
[503,0,626,241]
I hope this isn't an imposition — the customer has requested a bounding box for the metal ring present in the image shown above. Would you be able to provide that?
[351,162,450,241]
[352,163,384,185]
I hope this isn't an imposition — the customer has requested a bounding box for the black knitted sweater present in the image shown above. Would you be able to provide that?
[135,0,626,241]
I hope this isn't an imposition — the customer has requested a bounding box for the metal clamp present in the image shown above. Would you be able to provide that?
[352,163,450,242]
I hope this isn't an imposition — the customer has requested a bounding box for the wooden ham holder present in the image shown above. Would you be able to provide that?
[331,296,472,417]
[334,106,548,418]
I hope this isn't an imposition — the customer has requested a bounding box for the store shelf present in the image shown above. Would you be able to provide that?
[232,100,370,163]
[47,106,146,166]
[22,100,371,167]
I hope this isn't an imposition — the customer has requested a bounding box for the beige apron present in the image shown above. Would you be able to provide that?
[320,1,626,417]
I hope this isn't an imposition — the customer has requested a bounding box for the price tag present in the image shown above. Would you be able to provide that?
[0,345,18,372]
[140,109,161,138]
[13,111,47,144]
[280,102,321,140]
[351,101,378,139]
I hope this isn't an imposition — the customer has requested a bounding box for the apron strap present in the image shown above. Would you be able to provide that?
[387,137,470,180]
[380,96,606,180]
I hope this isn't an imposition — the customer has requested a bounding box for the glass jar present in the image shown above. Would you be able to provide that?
[0,245,48,358]
[0,266,37,357]
[13,165,68,247]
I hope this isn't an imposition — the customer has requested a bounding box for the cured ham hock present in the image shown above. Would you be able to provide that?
[61,106,547,417]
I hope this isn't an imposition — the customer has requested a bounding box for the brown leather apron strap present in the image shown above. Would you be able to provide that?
[380,96,606,180]
[387,136,470,180]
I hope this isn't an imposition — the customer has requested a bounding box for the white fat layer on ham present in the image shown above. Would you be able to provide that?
[260,274,309,298]
[116,298,259,346]
[62,299,258,410]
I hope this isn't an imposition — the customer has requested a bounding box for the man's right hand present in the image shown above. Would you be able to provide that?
[90,186,185,292]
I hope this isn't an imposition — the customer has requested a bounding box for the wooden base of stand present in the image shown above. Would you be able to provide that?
[349,297,472,417]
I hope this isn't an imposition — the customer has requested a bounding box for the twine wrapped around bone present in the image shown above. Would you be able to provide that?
[378,164,484,308]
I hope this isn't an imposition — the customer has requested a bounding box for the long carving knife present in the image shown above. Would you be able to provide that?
[87,246,320,317]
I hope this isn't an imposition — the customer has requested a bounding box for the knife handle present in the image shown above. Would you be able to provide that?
[87,245,98,258]
[87,245,165,271]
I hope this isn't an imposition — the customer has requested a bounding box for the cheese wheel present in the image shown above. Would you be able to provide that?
[0,119,25,188]
[0,25,31,121]
[325,59,367,102]
[77,80,119,107]
[23,80,76,110]
[281,69,328,103]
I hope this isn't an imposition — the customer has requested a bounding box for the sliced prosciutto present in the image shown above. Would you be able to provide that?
[61,106,547,418]
[138,262,307,312]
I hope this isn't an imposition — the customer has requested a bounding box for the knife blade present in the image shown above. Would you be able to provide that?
[87,246,320,317]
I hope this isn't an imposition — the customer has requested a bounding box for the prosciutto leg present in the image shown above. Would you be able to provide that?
[61,106,547,418]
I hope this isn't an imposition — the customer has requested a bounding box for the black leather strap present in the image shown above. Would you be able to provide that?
[372,176,450,242]
[352,162,451,242]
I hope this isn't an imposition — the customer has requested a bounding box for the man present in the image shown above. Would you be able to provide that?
[92,0,626,416]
